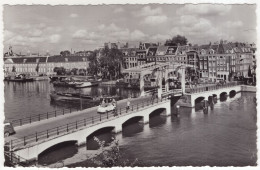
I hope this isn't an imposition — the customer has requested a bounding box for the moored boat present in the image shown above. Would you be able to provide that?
[6,74,34,82]
[50,91,96,102]
[74,81,99,88]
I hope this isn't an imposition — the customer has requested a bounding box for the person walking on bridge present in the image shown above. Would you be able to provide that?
[126,98,130,112]
[151,90,156,103]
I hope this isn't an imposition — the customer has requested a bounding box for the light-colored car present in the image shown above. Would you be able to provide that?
[97,97,116,114]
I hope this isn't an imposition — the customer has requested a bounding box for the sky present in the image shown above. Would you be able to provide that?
[3,4,257,55]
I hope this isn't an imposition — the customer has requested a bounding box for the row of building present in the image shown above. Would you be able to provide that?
[121,41,256,82]
[4,55,90,75]
[3,40,256,82]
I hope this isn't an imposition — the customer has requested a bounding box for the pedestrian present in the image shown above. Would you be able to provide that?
[151,90,156,102]
[126,98,130,111]
[112,98,116,106]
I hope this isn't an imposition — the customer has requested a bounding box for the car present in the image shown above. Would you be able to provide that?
[97,97,116,114]
[4,122,15,137]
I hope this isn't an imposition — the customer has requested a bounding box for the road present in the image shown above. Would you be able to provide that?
[5,95,153,142]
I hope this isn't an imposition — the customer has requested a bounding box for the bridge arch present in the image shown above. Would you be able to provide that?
[37,140,78,160]
[122,116,144,127]
[219,92,228,102]
[220,92,227,97]
[195,96,205,105]
[229,90,236,98]
[86,126,116,150]
[149,108,167,117]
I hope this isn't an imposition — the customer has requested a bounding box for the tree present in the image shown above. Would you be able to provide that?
[87,50,100,76]
[165,35,188,46]
[12,65,16,72]
[99,47,123,80]
[90,137,138,167]
[60,50,71,56]
[53,67,66,75]
[71,68,78,75]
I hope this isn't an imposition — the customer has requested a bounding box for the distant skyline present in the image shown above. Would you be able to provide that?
[3,4,256,55]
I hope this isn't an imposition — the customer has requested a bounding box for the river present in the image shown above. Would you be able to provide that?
[4,81,257,167]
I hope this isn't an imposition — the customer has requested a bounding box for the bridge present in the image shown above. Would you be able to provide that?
[5,76,255,165]
[122,62,197,96]
[6,96,171,162]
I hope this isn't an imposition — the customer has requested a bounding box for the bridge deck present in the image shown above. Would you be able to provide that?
[5,95,154,144]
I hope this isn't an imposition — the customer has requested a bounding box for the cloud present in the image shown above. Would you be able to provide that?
[114,7,124,13]
[104,23,121,32]
[136,6,162,17]
[143,15,168,25]
[28,29,43,37]
[130,30,146,41]
[151,34,169,41]
[179,15,197,26]
[70,13,78,18]
[177,4,231,16]
[49,34,61,43]
[4,30,15,40]
[72,29,101,40]
[224,21,243,28]
[73,29,87,38]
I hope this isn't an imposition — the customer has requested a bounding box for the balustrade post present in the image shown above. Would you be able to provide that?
[100,114,101,121]
[29,116,31,124]
[36,132,38,142]
[143,101,144,107]
[84,118,86,126]
[63,109,64,115]
[107,111,108,119]
[92,117,94,124]
[24,136,26,146]
[38,114,40,121]
[137,103,138,110]
[132,105,133,111]
[20,119,22,126]
[47,130,49,138]
[57,127,59,135]
[47,112,49,119]
[70,108,72,113]
[55,110,56,117]
[67,124,69,132]
[76,121,78,129]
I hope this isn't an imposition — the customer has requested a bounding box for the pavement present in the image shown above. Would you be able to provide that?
[5,95,153,143]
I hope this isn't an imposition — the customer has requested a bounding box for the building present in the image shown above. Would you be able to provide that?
[121,48,138,69]
[4,55,90,75]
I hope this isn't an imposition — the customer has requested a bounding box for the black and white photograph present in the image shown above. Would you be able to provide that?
[1,0,258,168]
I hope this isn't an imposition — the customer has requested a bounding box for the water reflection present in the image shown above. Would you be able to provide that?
[38,141,78,166]
[122,120,144,137]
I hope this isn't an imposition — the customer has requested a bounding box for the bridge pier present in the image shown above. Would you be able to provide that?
[113,124,122,133]
[142,115,149,124]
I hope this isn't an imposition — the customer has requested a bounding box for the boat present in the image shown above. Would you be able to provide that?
[50,91,96,102]
[53,80,83,87]
[6,74,34,82]
[97,96,117,114]
[115,79,128,87]
[74,81,99,88]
